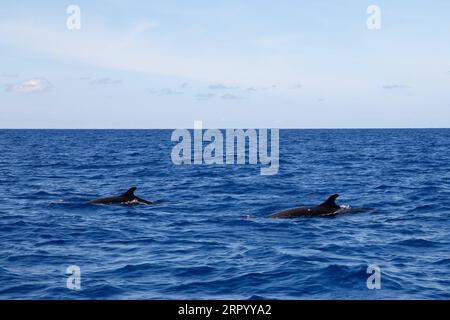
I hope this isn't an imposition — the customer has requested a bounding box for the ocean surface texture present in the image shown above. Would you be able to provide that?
[0,129,449,299]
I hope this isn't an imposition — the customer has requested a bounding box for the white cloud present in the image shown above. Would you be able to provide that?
[6,78,51,93]
[90,77,122,85]
[148,88,183,96]
[0,20,302,87]
[208,84,240,90]
[221,93,242,100]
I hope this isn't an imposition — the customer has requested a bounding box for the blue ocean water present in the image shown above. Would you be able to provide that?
[0,129,449,299]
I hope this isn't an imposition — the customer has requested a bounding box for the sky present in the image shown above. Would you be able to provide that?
[0,0,449,128]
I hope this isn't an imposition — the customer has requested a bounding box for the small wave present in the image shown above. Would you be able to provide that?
[174,265,216,277]
[81,283,125,298]
[393,238,442,247]
[31,191,55,197]
[317,264,367,285]
[432,258,450,266]
[35,239,69,247]
[113,263,154,274]
[248,295,271,300]
[0,284,47,297]
[11,220,27,226]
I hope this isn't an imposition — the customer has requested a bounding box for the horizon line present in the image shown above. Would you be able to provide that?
[1,127,449,130]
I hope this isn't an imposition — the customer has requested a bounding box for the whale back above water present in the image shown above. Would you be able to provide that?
[88,187,153,205]
[271,194,342,218]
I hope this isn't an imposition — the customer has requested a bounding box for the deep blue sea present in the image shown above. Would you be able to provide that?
[0,129,449,299]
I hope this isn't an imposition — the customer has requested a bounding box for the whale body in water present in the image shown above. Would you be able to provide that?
[271,194,347,218]
[88,187,153,205]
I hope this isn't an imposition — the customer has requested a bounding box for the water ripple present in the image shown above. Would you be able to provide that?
[1,129,450,299]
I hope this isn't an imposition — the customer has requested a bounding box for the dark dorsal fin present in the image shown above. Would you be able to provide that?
[121,187,137,198]
[319,194,339,207]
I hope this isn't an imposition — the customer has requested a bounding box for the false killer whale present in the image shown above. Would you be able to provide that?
[88,187,153,205]
[271,194,343,218]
